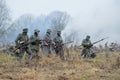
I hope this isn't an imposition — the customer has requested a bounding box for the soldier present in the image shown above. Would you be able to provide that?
[7,44,15,55]
[15,28,32,64]
[53,31,64,59]
[81,35,93,58]
[30,29,41,60]
[42,29,52,55]
[109,42,115,52]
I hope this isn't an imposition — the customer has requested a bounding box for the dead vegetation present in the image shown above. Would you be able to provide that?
[0,52,120,80]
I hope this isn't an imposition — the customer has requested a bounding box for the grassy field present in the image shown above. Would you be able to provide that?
[0,51,120,80]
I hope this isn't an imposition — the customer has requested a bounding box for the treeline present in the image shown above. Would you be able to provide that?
[0,0,71,45]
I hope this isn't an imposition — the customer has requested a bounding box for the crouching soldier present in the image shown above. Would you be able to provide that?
[15,28,32,64]
[81,35,93,58]
[54,31,64,59]
[30,29,41,60]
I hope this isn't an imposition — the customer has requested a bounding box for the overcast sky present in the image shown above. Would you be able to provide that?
[7,0,82,20]
[7,0,120,43]
[7,0,120,21]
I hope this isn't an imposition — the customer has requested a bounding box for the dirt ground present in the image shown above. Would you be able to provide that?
[0,51,120,80]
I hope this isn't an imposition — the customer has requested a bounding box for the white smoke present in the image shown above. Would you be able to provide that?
[62,0,120,45]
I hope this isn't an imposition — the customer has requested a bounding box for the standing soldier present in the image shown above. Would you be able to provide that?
[54,31,64,59]
[42,29,52,55]
[81,35,93,58]
[15,28,32,64]
[30,29,41,60]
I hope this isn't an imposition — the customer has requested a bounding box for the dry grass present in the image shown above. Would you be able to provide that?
[0,51,120,80]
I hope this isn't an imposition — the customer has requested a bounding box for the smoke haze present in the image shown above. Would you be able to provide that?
[62,0,120,45]
[6,0,120,45]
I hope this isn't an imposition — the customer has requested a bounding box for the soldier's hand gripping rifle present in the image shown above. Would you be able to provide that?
[87,37,109,48]
[13,41,29,52]
[13,39,43,53]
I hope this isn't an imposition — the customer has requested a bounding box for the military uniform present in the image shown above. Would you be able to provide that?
[42,29,52,55]
[30,29,41,58]
[7,45,15,55]
[54,31,64,59]
[15,28,32,63]
[81,36,93,58]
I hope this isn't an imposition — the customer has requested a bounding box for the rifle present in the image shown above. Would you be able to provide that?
[63,41,74,45]
[85,37,109,49]
[13,39,43,52]
[54,41,73,48]
[92,37,109,45]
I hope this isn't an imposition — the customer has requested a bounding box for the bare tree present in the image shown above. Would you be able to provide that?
[7,14,34,42]
[7,11,70,42]
[49,11,71,37]
[0,0,11,42]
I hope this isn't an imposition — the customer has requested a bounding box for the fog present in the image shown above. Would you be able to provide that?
[6,0,120,45]
[62,0,120,45]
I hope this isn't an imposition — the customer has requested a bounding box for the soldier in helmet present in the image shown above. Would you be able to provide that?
[81,35,93,58]
[15,28,32,64]
[53,31,64,59]
[42,29,52,55]
[30,29,41,60]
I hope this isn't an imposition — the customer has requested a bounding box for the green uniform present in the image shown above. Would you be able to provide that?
[54,31,64,59]
[30,34,41,57]
[42,29,52,55]
[81,39,92,58]
[15,29,32,64]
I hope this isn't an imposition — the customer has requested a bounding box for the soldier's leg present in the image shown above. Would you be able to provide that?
[42,46,48,55]
[17,49,24,64]
[31,50,38,61]
[26,48,32,63]
[90,49,96,58]
[81,49,86,58]
[60,47,64,60]
[86,49,91,58]
[32,50,39,60]
[55,47,59,56]
[48,45,51,54]
[35,50,40,63]
[31,49,35,59]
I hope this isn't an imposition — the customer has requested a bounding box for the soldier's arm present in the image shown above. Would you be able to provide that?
[61,37,63,44]
[30,35,34,41]
[53,37,56,42]
[30,35,36,45]
[27,35,30,41]
[38,36,42,44]
[15,34,21,46]
[82,40,90,47]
